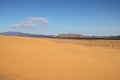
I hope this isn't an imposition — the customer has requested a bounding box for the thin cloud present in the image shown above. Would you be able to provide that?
[11,17,49,28]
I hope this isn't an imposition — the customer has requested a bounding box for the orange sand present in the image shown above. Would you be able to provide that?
[0,36,120,80]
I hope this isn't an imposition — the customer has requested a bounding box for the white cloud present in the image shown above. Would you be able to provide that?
[11,17,49,28]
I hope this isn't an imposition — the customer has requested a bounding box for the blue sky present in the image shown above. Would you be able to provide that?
[0,0,120,36]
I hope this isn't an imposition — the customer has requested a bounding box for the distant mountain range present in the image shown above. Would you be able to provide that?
[0,31,120,40]
[57,33,120,40]
[0,31,52,37]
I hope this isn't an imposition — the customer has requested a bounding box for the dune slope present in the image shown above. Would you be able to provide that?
[0,36,120,80]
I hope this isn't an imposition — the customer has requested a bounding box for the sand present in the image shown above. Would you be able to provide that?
[0,35,120,80]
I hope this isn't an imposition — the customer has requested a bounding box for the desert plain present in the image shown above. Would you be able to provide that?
[0,35,120,80]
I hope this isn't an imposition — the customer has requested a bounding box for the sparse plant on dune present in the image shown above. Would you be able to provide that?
[51,39,120,49]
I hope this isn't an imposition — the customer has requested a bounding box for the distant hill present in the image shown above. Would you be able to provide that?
[0,31,51,37]
[0,31,120,40]
[57,33,120,40]
[57,33,86,38]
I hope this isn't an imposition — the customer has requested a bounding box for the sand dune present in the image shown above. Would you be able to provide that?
[0,36,120,80]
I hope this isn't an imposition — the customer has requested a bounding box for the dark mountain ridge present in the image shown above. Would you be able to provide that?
[0,31,51,37]
[0,31,120,40]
